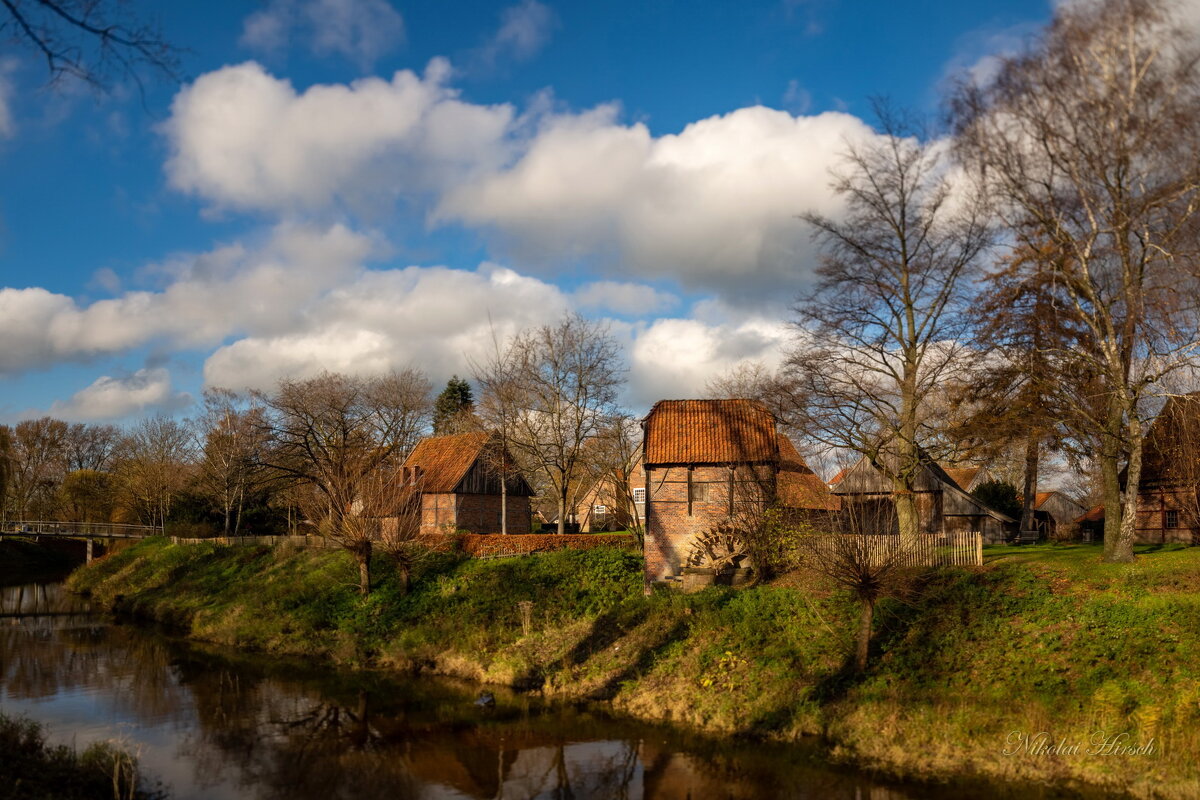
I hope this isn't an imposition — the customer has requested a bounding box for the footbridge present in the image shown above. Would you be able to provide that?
[0,520,163,561]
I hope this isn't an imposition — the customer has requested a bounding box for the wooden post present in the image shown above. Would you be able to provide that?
[975,531,982,566]
[86,538,94,563]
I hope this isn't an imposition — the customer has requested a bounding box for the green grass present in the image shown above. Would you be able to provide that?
[0,712,155,800]
[69,537,1200,798]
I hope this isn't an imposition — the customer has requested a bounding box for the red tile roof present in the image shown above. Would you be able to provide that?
[943,466,982,492]
[643,399,778,465]
[403,431,492,493]
[827,467,848,486]
[1032,491,1055,510]
[1075,504,1105,523]
[776,434,841,511]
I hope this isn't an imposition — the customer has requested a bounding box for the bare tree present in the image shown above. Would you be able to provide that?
[794,500,913,672]
[950,247,1084,538]
[62,422,120,473]
[0,426,13,524]
[5,417,68,519]
[579,413,645,541]
[470,325,524,535]
[374,469,426,594]
[486,314,625,535]
[256,371,432,595]
[194,389,273,537]
[114,416,194,528]
[953,0,1200,561]
[1,0,181,90]
[790,103,992,548]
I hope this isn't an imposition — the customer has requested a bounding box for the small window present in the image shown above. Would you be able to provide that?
[632,487,646,504]
[1165,509,1179,529]
[689,482,709,503]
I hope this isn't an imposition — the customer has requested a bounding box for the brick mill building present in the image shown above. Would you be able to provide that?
[641,399,839,583]
[402,431,534,536]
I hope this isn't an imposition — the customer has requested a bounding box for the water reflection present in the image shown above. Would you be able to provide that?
[0,581,1033,800]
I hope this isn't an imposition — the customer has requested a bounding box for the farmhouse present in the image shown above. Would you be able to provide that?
[1133,393,1200,544]
[830,453,1015,543]
[1028,491,1086,540]
[1078,394,1200,544]
[641,399,839,583]
[571,454,647,533]
[403,431,535,536]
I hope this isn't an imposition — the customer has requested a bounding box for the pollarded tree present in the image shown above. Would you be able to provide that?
[790,103,992,548]
[256,371,432,595]
[953,0,1200,562]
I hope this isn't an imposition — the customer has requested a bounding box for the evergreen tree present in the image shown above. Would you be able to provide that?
[433,376,475,435]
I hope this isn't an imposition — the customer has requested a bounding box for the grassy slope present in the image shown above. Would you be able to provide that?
[68,539,1200,798]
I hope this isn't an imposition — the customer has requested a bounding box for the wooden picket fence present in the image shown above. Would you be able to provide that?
[802,531,983,568]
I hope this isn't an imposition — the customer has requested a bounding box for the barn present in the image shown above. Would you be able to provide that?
[403,432,535,536]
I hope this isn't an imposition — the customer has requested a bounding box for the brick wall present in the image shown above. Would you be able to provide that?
[456,493,532,535]
[644,463,773,582]
[1135,487,1199,544]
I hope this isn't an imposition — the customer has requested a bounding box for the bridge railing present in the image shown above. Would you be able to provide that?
[0,520,163,538]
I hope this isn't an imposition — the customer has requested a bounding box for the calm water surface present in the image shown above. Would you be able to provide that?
[0,579,1085,800]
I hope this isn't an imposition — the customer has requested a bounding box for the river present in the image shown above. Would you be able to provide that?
[0,577,1084,800]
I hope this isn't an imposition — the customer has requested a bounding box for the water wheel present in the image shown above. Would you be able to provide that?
[683,524,748,573]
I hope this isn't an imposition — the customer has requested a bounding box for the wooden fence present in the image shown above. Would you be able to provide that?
[802,531,982,568]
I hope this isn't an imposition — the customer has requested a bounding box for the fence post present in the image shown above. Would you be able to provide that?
[975,532,983,566]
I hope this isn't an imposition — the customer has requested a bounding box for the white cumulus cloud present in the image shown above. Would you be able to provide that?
[49,368,192,421]
[474,0,556,68]
[0,223,374,374]
[241,0,405,68]
[163,59,513,214]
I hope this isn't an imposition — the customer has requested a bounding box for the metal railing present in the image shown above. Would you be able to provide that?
[0,520,163,538]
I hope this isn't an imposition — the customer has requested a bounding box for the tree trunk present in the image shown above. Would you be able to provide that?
[1110,419,1143,563]
[398,561,411,595]
[356,541,372,596]
[1019,434,1039,539]
[1100,447,1125,561]
[501,476,508,535]
[557,485,567,535]
[894,489,919,551]
[855,598,874,672]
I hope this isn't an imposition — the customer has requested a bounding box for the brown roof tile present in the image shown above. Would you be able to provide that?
[1075,504,1105,523]
[403,431,492,493]
[943,466,982,492]
[643,399,778,465]
[776,434,841,511]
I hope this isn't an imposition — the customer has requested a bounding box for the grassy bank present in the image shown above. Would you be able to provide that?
[69,538,1200,798]
[0,712,154,800]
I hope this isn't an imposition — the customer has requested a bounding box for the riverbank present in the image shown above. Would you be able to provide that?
[0,712,152,799]
[68,538,1200,798]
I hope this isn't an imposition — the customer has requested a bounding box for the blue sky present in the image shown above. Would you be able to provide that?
[0,0,1052,423]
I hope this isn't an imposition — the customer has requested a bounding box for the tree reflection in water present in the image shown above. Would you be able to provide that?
[1,581,950,800]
